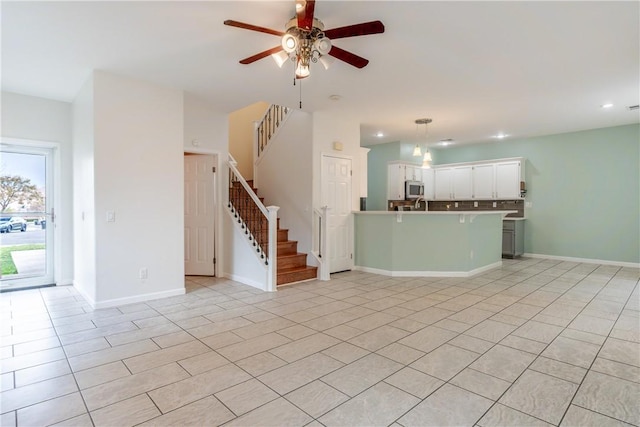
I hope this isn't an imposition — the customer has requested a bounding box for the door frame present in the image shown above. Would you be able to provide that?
[184,148,222,277]
[320,152,354,273]
[1,137,61,288]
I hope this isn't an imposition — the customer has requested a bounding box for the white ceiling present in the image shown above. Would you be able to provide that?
[2,1,638,147]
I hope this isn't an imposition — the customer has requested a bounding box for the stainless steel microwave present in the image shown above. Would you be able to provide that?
[405,180,424,200]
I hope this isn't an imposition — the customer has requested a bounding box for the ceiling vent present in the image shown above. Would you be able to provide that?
[627,105,639,111]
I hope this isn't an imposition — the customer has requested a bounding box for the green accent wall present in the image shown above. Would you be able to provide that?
[366,141,422,211]
[354,213,502,272]
[430,124,639,264]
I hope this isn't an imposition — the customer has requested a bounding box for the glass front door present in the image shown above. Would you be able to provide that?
[0,144,55,291]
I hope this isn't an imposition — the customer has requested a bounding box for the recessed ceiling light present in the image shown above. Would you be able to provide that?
[439,139,454,146]
[493,133,508,139]
[601,103,614,109]
[329,94,342,101]
[375,132,384,138]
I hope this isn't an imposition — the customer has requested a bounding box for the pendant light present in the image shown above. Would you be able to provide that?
[414,118,432,165]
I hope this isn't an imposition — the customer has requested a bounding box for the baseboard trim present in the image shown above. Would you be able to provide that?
[523,253,640,268]
[76,286,186,310]
[353,261,502,278]
[224,273,271,292]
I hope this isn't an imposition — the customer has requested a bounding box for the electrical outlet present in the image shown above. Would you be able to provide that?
[492,202,497,208]
[525,201,533,208]
[455,202,459,208]
[106,211,115,222]
[139,268,148,280]
[473,201,478,208]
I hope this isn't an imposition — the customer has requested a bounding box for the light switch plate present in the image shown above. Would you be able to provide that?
[106,211,115,222]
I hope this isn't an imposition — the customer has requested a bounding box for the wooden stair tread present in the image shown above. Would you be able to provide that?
[277,265,318,286]
[278,252,306,259]
[233,179,317,286]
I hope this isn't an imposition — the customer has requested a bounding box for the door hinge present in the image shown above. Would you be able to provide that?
[350,253,353,259]
[213,257,216,264]
[212,167,216,173]
[350,170,353,176]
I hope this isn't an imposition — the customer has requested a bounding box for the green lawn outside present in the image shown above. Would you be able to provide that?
[1,244,45,275]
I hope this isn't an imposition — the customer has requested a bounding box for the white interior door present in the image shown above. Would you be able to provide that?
[1,143,55,291]
[184,154,216,276]
[322,155,352,273]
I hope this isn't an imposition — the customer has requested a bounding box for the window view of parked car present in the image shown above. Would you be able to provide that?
[0,217,27,232]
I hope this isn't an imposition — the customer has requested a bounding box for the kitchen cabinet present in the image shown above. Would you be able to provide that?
[472,163,495,199]
[432,157,524,201]
[434,168,453,199]
[387,163,405,200]
[388,161,427,201]
[495,161,522,199]
[502,220,524,258]
[452,166,473,199]
[405,165,422,182]
[422,168,435,200]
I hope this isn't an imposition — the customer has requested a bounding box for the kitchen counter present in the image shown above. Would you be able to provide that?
[353,210,516,277]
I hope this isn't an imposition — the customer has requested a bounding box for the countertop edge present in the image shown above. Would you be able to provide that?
[353,210,518,216]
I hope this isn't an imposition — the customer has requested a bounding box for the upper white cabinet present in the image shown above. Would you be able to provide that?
[434,168,453,199]
[422,168,435,200]
[388,158,524,202]
[452,166,473,199]
[473,163,496,199]
[387,163,405,200]
[405,165,422,182]
[387,161,433,201]
[432,158,524,200]
[495,161,522,199]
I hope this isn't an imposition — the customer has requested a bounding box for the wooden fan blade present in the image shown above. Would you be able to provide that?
[296,0,315,31]
[224,20,284,37]
[324,21,385,40]
[239,46,284,64]
[328,45,369,68]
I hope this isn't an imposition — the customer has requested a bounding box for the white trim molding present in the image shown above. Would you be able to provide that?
[523,253,640,269]
[354,261,502,278]
[75,285,185,310]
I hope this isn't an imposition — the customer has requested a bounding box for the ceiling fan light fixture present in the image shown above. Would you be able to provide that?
[314,38,332,55]
[282,33,298,53]
[271,50,290,68]
[295,61,310,78]
[319,54,335,70]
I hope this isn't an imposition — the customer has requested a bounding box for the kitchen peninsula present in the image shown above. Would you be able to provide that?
[354,211,516,277]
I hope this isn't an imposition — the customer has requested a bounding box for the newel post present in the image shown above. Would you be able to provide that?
[266,205,280,292]
[320,205,330,281]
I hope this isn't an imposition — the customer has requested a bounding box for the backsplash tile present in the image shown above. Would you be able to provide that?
[427,200,524,217]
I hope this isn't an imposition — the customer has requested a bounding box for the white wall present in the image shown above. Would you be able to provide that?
[74,71,185,307]
[255,110,314,255]
[229,101,269,180]
[1,91,75,285]
[71,78,97,302]
[222,210,269,290]
[183,92,229,278]
[183,92,229,153]
[312,111,363,211]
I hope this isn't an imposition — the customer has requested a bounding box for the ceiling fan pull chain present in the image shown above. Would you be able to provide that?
[299,79,303,109]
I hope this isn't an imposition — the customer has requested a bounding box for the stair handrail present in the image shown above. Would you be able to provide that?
[227,154,279,291]
[229,154,268,217]
[256,104,291,159]
[313,206,330,280]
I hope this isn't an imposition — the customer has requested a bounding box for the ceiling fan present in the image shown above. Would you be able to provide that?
[224,0,385,79]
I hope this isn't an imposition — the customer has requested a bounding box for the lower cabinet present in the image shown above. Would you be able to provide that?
[502,220,524,258]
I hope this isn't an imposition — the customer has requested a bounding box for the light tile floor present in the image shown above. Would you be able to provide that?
[1,258,639,426]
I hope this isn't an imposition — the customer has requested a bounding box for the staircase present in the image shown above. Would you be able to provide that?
[243,181,317,286]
